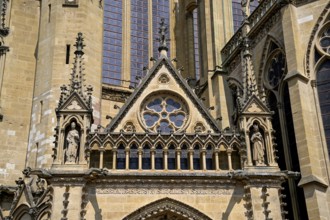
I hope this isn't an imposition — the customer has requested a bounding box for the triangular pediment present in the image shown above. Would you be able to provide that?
[107,56,220,133]
[57,92,91,112]
[241,95,271,114]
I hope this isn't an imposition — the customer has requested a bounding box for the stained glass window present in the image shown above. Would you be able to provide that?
[141,93,188,133]
[131,0,149,85]
[232,0,259,32]
[152,0,170,57]
[103,1,123,85]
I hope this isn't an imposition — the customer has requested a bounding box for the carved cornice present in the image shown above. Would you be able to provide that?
[31,167,288,182]
[101,85,132,102]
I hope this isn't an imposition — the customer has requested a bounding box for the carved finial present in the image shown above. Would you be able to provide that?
[157,18,169,56]
[74,32,85,55]
[56,32,93,111]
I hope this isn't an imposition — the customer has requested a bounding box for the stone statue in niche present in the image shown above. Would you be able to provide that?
[251,124,265,165]
[65,122,80,163]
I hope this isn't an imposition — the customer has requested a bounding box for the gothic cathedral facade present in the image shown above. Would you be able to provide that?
[0,0,329,220]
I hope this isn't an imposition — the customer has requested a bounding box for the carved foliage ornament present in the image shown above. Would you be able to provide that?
[158,73,170,84]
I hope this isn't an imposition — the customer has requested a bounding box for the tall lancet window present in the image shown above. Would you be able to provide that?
[102,0,123,85]
[152,0,170,57]
[315,25,330,158]
[130,0,149,86]
[263,41,307,220]
[102,0,171,85]
[193,8,200,80]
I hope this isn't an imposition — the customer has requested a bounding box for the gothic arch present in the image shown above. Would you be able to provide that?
[62,115,84,130]
[258,35,285,92]
[11,204,32,220]
[123,197,213,220]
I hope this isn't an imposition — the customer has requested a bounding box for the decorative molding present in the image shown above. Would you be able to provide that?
[94,186,235,195]
[101,85,132,102]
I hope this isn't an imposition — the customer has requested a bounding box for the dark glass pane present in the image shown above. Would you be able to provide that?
[231,151,241,170]
[129,158,138,169]
[142,148,151,169]
[90,151,100,168]
[320,37,330,48]
[147,98,162,112]
[317,60,330,159]
[232,0,259,32]
[117,146,126,169]
[166,98,181,112]
[155,147,163,169]
[193,9,200,79]
[168,158,175,169]
[152,0,170,57]
[193,150,201,170]
[143,113,159,127]
[169,113,185,127]
[180,149,188,170]
[159,121,172,133]
[103,151,113,169]
[102,0,123,85]
[206,147,213,170]
[155,158,163,169]
[219,152,228,170]
[180,158,188,170]
[130,0,149,86]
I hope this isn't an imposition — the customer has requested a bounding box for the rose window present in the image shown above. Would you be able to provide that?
[265,50,286,89]
[141,94,188,133]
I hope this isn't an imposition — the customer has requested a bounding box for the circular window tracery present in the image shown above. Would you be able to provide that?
[319,27,330,54]
[264,49,286,89]
[141,93,189,133]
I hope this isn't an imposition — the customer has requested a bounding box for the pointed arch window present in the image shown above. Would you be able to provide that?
[315,25,330,157]
[263,41,307,220]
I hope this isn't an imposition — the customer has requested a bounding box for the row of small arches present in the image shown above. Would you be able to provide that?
[89,144,242,171]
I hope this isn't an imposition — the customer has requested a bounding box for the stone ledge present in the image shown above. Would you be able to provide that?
[298,174,329,189]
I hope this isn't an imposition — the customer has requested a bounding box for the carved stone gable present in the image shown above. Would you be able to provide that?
[59,93,89,112]
[240,95,271,115]
[106,57,220,133]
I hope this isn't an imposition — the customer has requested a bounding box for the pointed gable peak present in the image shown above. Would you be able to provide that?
[240,94,271,114]
[107,53,221,134]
